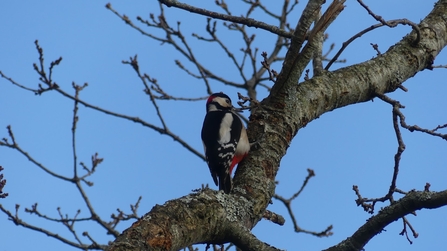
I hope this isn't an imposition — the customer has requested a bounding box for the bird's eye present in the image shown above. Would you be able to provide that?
[225,99,230,104]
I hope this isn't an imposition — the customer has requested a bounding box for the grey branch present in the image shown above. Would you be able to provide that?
[324,190,447,251]
[159,0,292,38]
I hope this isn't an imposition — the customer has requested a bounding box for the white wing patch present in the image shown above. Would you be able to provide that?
[202,142,208,161]
[235,125,250,155]
[218,113,234,144]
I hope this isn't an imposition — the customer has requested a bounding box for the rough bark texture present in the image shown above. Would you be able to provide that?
[106,1,447,250]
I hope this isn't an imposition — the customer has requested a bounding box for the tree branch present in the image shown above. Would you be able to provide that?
[0,43,206,161]
[0,125,73,182]
[273,169,332,236]
[229,224,284,251]
[0,204,106,250]
[0,166,7,199]
[106,188,265,251]
[323,190,447,251]
[3,1,447,251]
[271,0,345,96]
[105,2,447,250]
[158,0,292,38]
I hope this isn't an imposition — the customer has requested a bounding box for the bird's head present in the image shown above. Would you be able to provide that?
[206,92,234,112]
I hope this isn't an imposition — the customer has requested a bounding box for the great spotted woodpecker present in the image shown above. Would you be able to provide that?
[201,93,250,194]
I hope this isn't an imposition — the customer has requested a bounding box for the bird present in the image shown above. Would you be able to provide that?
[201,92,250,194]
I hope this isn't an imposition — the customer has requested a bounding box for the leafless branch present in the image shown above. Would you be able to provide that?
[24,203,90,223]
[262,210,285,226]
[370,43,381,55]
[0,166,7,199]
[273,169,332,237]
[324,190,447,251]
[352,93,407,215]
[327,1,422,71]
[158,0,292,38]
[110,196,142,229]
[312,11,324,76]
[107,1,292,101]
[194,17,250,84]
[0,204,106,250]
[261,51,278,83]
[0,42,205,161]
[150,77,209,101]
[432,123,447,131]
[0,124,119,247]
[357,0,420,45]
[123,55,168,130]
[2,1,446,250]
[107,3,217,94]
[1,125,73,182]
[273,0,345,94]
[0,43,168,248]
[72,82,88,178]
[0,71,39,94]
[350,91,446,246]
[228,223,284,251]
[377,93,447,140]
[399,216,419,244]
[326,18,417,70]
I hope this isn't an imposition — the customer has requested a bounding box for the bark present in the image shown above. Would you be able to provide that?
[106,1,447,250]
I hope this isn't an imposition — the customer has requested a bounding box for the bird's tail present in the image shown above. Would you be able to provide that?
[219,174,232,194]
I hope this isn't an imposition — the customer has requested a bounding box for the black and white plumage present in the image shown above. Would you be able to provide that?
[201,93,250,194]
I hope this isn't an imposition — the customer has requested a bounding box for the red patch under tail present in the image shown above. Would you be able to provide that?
[229,153,248,175]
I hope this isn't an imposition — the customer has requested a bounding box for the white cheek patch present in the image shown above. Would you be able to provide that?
[218,113,233,144]
[216,97,229,107]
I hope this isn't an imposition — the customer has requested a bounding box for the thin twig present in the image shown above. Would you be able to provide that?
[0,126,73,182]
[24,203,90,223]
[0,166,8,198]
[0,204,106,250]
[377,93,447,140]
[71,82,87,178]
[158,0,292,38]
[357,0,420,45]
[123,55,168,130]
[0,51,206,161]
[326,17,420,70]
[273,169,331,237]
[262,210,285,226]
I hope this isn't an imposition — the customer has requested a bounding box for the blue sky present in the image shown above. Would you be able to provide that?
[1,1,446,250]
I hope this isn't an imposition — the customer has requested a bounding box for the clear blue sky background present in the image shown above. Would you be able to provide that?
[1,1,446,250]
